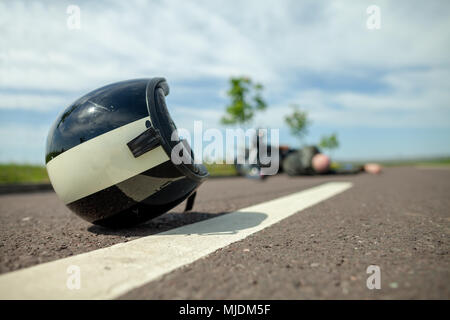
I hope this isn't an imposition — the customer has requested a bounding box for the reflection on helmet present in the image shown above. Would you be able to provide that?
[46,78,209,228]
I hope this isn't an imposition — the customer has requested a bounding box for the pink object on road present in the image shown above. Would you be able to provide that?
[312,153,331,173]
[364,163,382,174]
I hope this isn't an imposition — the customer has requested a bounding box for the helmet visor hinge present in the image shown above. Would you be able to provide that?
[127,127,162,158]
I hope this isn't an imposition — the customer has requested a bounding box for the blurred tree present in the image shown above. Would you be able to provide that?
[221,76,267,126]
[284,104,310,145]
[319,133,339,153]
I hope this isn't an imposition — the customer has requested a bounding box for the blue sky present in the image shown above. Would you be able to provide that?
[1,0,450,164]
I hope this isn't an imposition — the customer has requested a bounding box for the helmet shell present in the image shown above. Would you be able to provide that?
[46,78,208,227]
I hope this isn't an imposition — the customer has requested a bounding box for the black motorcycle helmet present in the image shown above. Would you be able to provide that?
[46,78,208,228]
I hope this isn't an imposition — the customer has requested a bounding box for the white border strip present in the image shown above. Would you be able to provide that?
[46,117,169,204]
[0,182,352,299]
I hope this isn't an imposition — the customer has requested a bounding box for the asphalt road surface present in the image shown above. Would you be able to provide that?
[0,166,449,299]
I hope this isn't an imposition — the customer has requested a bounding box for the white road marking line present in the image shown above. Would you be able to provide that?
[0,182,352,300]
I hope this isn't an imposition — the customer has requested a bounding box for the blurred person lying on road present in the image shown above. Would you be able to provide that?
[282,146,382,176]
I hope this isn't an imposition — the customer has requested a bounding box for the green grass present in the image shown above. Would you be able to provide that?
[3,157,447,184]
[0,163,50,184]
[333,157,450,168]
[0,162,238,184]
[378,157,450,167]
[204,163,238,177]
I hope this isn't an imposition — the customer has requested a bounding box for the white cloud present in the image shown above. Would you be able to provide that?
[253,66,450,129]
[1,1,449,90]
[171,105,223,131]
[0,92,67,111]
